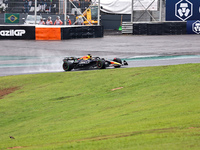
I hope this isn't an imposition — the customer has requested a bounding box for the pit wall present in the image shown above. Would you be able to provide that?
[0,25,104,40]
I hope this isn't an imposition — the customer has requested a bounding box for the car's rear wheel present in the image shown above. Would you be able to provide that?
[97,60,106,69]
[63,62,74,71]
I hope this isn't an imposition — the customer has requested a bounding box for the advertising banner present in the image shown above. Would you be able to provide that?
[166,0,200,34]
[0,26,35,40]
[187,20,200,34]
[5,14,20,23]
[166,0,200,21]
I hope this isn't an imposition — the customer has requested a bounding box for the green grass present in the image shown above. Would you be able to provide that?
[0,64,200,150]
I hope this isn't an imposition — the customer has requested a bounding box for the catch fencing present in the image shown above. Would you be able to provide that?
[0,0,93,25]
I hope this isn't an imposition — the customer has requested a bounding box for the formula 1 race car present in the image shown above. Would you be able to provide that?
[62,54,128,71]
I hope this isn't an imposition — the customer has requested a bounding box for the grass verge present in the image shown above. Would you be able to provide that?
[0,64,200,150]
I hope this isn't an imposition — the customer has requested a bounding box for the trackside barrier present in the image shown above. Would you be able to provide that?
[132,22,187,35]
[0,25,35,40]
[0,25,104,40]
[36,27,61,40]
[35,25,104,40]
[61,26,104,39]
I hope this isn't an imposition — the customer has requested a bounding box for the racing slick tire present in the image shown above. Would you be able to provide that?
[97,60,106,69]
[63,62,74,71]
[113,58,122,68]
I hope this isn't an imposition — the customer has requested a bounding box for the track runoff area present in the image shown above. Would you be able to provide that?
[0,34,200,76]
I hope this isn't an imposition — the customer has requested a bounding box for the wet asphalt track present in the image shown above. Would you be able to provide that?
[0,34,200,76]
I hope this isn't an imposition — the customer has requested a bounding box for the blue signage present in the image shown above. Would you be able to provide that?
[166,0,200,21]
[187,20,200,34]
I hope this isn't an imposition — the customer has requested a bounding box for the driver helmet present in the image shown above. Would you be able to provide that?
[48,16,51,20]
[56,16,60,20]
[87,54,92,59]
